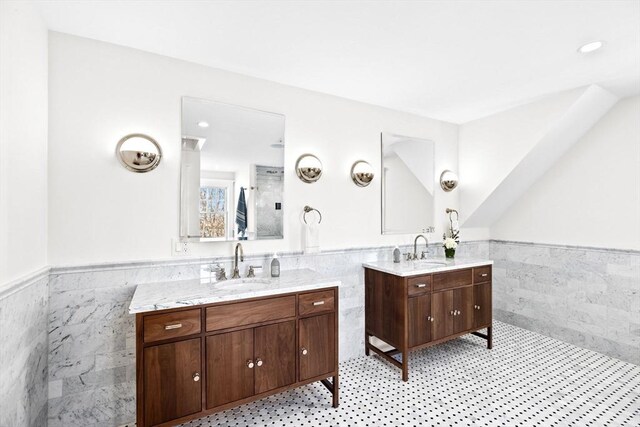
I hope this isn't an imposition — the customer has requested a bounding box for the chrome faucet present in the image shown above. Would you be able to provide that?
[412,234,429,260]
[232,243,244,279]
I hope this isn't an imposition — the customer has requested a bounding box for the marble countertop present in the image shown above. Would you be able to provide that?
[362,258,493,277]
[128,268,341,314]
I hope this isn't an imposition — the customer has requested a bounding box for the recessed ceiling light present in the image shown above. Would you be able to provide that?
[197,121,209,128]
[577,41,604,54]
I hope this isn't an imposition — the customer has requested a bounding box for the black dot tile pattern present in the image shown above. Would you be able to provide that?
[178,321,640,427]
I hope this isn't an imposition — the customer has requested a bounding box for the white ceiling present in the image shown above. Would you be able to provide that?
[36,0,640,123]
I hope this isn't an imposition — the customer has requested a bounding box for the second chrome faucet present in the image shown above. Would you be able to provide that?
[406,234,429,260]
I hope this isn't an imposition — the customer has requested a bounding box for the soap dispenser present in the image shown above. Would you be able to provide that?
[270,253,280,277]
[393,246,401,263]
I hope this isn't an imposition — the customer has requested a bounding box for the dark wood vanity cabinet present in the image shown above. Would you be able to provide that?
[136,287,339,427]
[365,265,492,381]
[143,338,202,426]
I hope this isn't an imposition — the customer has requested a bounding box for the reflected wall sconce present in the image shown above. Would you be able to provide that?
[350,160,374,187]
[440,170,459,192]
[116,133,162,173]
[295,154,323,183]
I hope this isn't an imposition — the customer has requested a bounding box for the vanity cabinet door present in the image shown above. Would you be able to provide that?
[206,329,254,408]
[143,338,202,426]
[254,321,296,394]
[474,282,492,328]
[408,294,432,347]
[431,290,454,341]
[454,286,475,333]
[299,313,336,381]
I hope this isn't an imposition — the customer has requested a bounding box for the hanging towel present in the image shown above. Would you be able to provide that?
[236,187,248,238]
[304,222,320,254]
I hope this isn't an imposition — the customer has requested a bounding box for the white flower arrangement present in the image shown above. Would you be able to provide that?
[443,237,458,250]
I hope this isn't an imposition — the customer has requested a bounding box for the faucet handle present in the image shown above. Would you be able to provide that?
[247,265,263,278]
[421,251,427,259]
[213,264,227,281]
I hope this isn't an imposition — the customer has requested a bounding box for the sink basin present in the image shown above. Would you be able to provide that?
[412,261,448,269]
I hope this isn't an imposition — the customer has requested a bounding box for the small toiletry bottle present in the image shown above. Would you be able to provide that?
[393,246,401,263]
[270,253,280,277]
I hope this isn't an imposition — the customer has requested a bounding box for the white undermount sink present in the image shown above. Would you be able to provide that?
[412,261,448,268]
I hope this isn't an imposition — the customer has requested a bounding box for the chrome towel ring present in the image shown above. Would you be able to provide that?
[303,206,322,224]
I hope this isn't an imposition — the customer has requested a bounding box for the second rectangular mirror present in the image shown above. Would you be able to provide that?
[381,132,435,234]
[180,97,285,241]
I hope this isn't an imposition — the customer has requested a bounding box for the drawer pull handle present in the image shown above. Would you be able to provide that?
[192,372,200,382]
[481,273,488,277]
[416,284,427,288]
[256,358,263,367]
[164,323,182,330]
[301,347,308,356]
[312,301,325,306]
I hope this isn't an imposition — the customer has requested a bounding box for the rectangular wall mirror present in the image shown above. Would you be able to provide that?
[180,97,285,241]
[381,132,435,234]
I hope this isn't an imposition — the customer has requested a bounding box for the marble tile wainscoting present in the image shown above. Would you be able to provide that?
[0,269,50,427]
[491,240,640,365]
[2,239,633,426]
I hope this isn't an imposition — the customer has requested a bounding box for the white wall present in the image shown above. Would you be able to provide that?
[491,96,640,250]
[458,88,584,238]
[48,33,459,266]
[0,1,48,286]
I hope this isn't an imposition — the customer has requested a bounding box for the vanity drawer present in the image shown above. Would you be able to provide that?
[206,296,296,331]
[143,308,201,343]
[474,266,492,283]
[298,289,336,316]
[407,275,432,296]
[433,268,472,292]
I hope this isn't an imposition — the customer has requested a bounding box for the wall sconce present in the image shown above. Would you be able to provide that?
[295,154,323,183]
[440,170,459,192]
[116,133,162,173]
[350,160,374,187]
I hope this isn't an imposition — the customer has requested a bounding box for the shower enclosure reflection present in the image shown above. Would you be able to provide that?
[180,97,285,241]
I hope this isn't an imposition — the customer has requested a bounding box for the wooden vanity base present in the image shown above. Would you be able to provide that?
[135,287,339,427]
[364,265,492,381]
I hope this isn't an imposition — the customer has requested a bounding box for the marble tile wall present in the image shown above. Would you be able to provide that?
[0,271,49,427]
[490,240,640,365]
[42,238,638,426]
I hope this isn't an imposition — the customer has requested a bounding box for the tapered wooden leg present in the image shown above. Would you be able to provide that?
[364,332,370,356]
[332,374,339,408]
[401,351,409,382]
[487,326,493,349]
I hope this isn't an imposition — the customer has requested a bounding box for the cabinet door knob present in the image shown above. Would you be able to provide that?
[301,347,308,356]
[450,310,455,316]
[426,316,431,321]
[256,358,263,367]
[247,360,255,369]
[456,310,461,315]
[192,372,200,382]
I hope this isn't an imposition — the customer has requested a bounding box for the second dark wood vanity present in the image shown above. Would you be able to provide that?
[364,262,492,381]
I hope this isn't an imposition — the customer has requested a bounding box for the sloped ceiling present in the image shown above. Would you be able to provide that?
[461,85,619,228]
